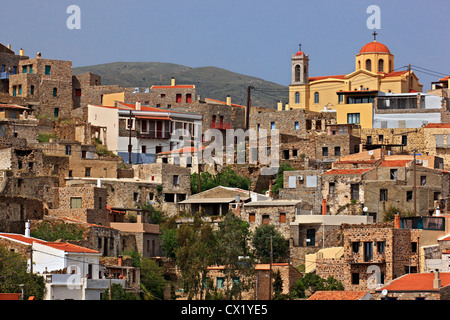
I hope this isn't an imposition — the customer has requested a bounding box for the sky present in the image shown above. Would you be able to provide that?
[1,0,449,89]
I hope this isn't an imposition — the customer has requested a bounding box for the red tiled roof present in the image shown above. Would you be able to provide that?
[0,103,29,110]
[384,70,409,77]
[308,291,370,300]
[424,123,450,129]
[323,168,372,175]
[439,76,450,82]
[0,233,99,254]
[378,273,450,292]
[379,160,411,167]
[204,98,246,108]
[158,146,205,155]
[335,160,378,164]
[309,75,346,82]
[359,41,390,54]
[151,85,195,89]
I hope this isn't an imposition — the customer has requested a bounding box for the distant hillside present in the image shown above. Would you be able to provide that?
[72,62,288,108]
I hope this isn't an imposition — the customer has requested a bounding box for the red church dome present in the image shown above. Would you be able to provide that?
[359,41,390,54]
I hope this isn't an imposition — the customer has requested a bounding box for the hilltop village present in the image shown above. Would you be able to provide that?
[2,37,450,301]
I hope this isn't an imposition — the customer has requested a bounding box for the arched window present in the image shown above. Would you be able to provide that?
[295,65,301,82]
[295,92,300,104]
[378,59,384,72]
[358,60,361,69]
[314,92,319,104]
[366,59,372,71]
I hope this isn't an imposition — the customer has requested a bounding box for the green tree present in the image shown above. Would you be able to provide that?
[190,167,251,194]
[140,257,166,300]
[292,273,344,299]
[160,228,178,259]
[175,212,218,299]
[0,245,45,300]
[272,269,285,300]
[103,283,140,300]
[271,162,295,196]
[141,203,165,225]
[214,212,254,300]
[252,224,289,263]
[31,220,85,242]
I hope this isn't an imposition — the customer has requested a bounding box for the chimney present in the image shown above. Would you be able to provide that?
[322,198,327,215]
[25,220,30,237]
[97,178,102,188]
[36,52,41,59]
[433,272,441,289]
[277,101,283,111]
[135,101,141,111]
[7,44,11,50]
[19,48,24,56]
[118,256,123,267]
[226,95,231,106]
[136,213,143,224]
[394,212,401,229]
[171,77,175,86]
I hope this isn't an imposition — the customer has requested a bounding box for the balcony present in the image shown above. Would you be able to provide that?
[137,130,171,139]
[346,253,386,264]
[211,122,231,130]
[0,72,13,80]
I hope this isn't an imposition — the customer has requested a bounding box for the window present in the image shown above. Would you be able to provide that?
[322,147,328,157]
[45,65,51,75]
[367,136,372,144]
[306,119,312,131]
[352,273,360,285]
[176,94,182,103]
[406,191,413,202]
[127,118,135,130]
[364,242,373,262]
[141,145,146,154]
[390,169,398,180]
[411,242,418,253]
[22,65,27,73]
[53,87,57,97]
[54,108,59,118]
[173,175,180,186]
[314,92,319,104]
[380,189,388,202]
[186,94,192,103]
[378,59,384,72]
[401,135,407,146]
[70,197,82,209]
[379,134,384,143]
[294,65,301,82]
[65,145,72,156]
[295,92,300,104]
[13,86,16,96]
[249,213,255,222]
[262,215,270,224]
[295,122,299,130]
[352,242,360,253]
[347,113,360,124]
[99,197,103,209]
[279,212,286,223]
[75,88,82,97]
[217,277,224,289]
[334,146,341,157]
[351,184,359,200]
[329,182,335,195]
[85,167,91,177]
[283,150,290,160]
[366,59,372,71]
[377,241,385,254]
[338,94,343,103]
[420,176,427,186]
[271,122,275,130]
[30,85,34,95]
[306,229,315,246]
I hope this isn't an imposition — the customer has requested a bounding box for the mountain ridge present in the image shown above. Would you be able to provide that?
[72,62,289,108]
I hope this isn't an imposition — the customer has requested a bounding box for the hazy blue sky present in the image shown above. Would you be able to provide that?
[1,0,449,89]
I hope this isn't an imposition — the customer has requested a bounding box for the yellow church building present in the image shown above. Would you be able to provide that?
[287,38,423,128]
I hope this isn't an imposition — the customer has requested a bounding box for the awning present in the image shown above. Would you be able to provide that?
[135,116,171,121]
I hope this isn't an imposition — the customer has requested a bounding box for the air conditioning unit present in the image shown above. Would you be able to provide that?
[298,175,304,181]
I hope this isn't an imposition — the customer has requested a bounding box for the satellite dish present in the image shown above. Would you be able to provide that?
[381,289,388,297]
[369,150,374,156]
[363,207,368,213]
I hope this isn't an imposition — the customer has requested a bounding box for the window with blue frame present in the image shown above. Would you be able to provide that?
[45,65,51,75]
[53,87,57,97]
[217,277,224,289]
[314,92,319,104]
[271,122,275,130]
[295,122,299,130]
[295,92,300,104]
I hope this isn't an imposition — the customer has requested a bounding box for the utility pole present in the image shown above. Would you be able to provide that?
[408,64,411,92]
[413,150,417,216]
[29,246,33,274]
[269,236,273,300]
[128,110,132,164]
[246,86,253,130]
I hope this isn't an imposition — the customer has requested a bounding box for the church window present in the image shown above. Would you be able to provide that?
[358,60,361,69]
[314,92,319,104]
[378,59,384,72]
[366,59,372,71]
[295,65,301,82]
[295,92,300,104]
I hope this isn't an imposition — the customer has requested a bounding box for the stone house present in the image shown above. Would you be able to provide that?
[204,263,302,300]
[315,219,421,293]
[0,43,29,94]
[423,123,450,170]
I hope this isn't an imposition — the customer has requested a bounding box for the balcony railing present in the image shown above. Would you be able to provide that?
[211,122,231,130]
[0,72,13,80]
[137,130,171,139]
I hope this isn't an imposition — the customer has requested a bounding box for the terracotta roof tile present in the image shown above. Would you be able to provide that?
[424,123,450,129]
[308,291,370,300]
[323,168,371,175]
[378,273,450,292]
[379,160,411,167]
[308,75,346,82]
